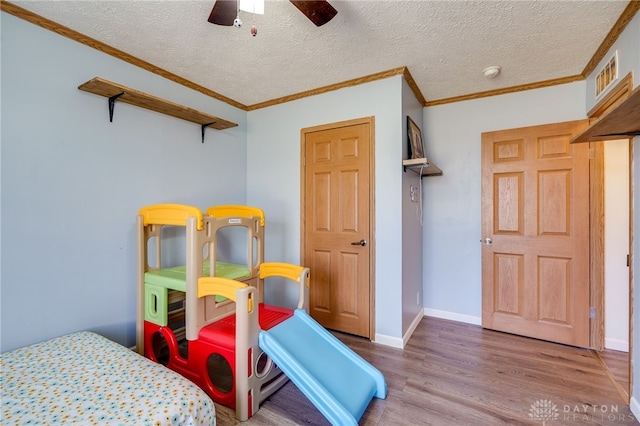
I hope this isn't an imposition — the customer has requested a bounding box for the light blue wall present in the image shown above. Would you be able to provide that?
[1,13,247,352]
[421,82,586,320]
[401,78,425,336]
[3,6,637,366]
[246,77,406,341]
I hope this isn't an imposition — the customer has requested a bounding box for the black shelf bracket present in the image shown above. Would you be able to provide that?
[108,92,125,122]
[201,122,217,143]
[402,161,443,177]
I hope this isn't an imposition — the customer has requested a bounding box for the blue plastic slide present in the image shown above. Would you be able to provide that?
[258,309,387,425]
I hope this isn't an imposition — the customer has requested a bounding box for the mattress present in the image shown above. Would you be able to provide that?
[1,331,216,425]
[145,260,251,291]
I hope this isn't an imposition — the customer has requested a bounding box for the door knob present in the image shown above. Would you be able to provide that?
[351,239,367,246]
[481,237,492,245]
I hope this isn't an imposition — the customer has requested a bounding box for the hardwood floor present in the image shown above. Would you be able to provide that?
[215,317,638,425]
[596,349,630,403]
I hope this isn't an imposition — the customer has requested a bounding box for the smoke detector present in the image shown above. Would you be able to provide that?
[483,66,501,79]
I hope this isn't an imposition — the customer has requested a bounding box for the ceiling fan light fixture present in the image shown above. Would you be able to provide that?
[240,0,264,15]
[483,66,501,79]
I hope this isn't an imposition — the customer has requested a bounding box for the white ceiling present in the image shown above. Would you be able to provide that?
[11,0,631,108]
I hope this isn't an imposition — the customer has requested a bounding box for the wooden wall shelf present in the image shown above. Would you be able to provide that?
[403,159,443,177]
[571,85,640,144]
[78,77,238,142]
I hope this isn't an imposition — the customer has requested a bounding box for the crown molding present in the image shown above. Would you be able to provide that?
[1,0,248,111]
[3,0,637,110]
[246,67,412,110]
[581,0,640,78]
[424,75,584,107]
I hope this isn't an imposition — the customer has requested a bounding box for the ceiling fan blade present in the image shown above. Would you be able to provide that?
[289,0,337,27]
[208,0,238,26]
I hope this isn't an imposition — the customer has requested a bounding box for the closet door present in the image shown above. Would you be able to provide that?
[302,118,373,338]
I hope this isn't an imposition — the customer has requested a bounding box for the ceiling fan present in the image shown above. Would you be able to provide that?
[208,0,337,27]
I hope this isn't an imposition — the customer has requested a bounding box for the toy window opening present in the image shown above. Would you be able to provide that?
[207,353,233,394]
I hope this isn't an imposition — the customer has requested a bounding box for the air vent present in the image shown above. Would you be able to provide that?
[595,51,618,99]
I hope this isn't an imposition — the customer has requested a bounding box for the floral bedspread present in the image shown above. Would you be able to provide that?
[1,331,215,425]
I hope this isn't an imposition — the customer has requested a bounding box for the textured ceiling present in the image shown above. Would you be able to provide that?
[10,0,631,108]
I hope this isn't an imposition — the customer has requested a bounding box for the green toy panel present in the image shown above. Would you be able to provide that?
[144,261,251,291]
[144,283,168,326]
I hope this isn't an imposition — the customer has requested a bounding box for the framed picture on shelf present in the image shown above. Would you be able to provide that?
[407,116,425,159]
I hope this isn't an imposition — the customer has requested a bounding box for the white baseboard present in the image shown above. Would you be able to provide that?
[374,310,424,349]
[375,309,481,348]
[630,396,640,421]
[423,308,482,326]
[605,337,629,352]
[422,310,630,352]
[402,310,424,347]
[373,333,404,348]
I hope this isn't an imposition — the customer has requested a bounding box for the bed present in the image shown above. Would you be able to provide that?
[1,331,216,425]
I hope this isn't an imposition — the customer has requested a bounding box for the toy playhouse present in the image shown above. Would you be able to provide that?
[136,203,387,425]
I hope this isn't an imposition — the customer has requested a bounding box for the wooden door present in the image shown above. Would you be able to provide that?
[302,118,373,338]
[481,120,591,347]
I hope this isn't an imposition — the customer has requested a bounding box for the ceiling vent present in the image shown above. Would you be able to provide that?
[595,50,618,99]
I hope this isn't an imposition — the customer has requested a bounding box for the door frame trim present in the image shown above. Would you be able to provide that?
[590,142,605,350]
[629,138,634,401]
[299,116,376,339]
[588,72,634,353]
